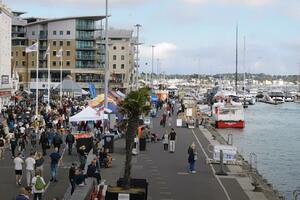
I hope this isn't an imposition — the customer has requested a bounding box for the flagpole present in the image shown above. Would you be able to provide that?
[60,48,63,104]
[36,41,39,117]
[47,45,51,105]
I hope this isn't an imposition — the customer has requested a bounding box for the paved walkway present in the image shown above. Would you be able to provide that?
[100,108,253,200]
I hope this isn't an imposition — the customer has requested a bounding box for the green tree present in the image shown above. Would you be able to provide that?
[118,87,151,189]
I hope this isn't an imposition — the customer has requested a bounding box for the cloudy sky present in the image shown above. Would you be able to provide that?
[5,0,300,75]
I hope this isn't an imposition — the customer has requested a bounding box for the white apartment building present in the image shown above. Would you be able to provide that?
[107,28,135,93]
[0,3,12,110]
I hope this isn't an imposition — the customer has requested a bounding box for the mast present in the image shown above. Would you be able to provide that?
[243,36,246,97]
[235,24,239,93]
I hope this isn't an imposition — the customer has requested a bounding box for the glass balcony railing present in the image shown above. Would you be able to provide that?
[76,64,100,68]
[76,55,95,60]
[76,35,94,40]
[76,25,95,30]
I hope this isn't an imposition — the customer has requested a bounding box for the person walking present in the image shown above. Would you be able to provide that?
[65,131,75,155]
[169,128,176,153]
[14,153,24,185]
[52,133,63,152]
[0,135,6,160]
[162,131,169,151]
[10,135,18,158]
[188,142,197,173]
[39,132,49,156]
[69,163,77,195]
[25,152,36,186]
[31,169,46,200]
[49,147,61,182]
[30,129,38,150]
[35,152,44,177]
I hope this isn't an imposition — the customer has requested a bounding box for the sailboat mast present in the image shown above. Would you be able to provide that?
[235,24,239,93]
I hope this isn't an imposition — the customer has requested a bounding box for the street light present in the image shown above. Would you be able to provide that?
[104,0,109,108]
[151,45,155,87]
[134,24,142,90]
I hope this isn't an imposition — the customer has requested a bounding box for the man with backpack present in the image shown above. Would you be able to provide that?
[52,133,63,152]
[65,131,75,155]
[0,135,6,160]
[31,169,46,200]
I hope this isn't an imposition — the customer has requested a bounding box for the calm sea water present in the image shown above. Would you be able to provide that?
[218,102,300,199]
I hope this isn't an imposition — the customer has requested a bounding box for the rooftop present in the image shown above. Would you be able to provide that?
[25,16,106,27]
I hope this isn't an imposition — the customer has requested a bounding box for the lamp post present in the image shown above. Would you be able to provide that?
[151,45,155,87]
[134,24,142,90]
[104,0,109,108]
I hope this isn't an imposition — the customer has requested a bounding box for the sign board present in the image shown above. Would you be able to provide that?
[186,108,193,117]
[176,118,182,127]
[213,145,237,163]
[1,75,9,84]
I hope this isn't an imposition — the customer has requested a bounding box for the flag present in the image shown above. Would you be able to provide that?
[25,42,38,53]
[56,48,63,58]
[43,45,50,59]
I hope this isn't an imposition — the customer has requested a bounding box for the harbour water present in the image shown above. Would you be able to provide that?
[218,102,300,199]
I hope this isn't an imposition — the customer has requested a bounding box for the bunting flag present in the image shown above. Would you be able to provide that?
[43,45,50,59]
[25,42,38,53]
[56,48,63,58]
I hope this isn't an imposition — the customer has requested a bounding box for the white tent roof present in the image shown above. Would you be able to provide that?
[69,106,108,122]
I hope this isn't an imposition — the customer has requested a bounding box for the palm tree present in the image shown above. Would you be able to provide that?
[118,87,150,189]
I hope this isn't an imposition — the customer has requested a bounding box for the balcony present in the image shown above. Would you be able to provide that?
[39,35,48,40]
[76,64,100,69]
[76,25,95,30]
[76,46,97,50]
[76,55,95,60]
[76,35,94,40]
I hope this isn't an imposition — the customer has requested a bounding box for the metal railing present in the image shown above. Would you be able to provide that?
[76,55,95,60]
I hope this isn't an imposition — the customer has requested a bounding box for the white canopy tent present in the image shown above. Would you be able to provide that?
[69,106,108,122]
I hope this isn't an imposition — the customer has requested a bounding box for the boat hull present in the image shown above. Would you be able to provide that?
[216,121,245,129]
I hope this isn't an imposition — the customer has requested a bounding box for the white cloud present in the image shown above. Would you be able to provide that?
[181,0,274,6]
[140,42,178,60]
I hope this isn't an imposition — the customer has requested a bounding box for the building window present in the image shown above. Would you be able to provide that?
[113,64,116,69]
[113,46,117,50]
[16,61,18,66]
[67,31,71,35]
[59,61,63,66]
[16,51,18,57]
[60,41,63,46]
[66,61,70,66]
[22,51,25,56]
[60,31,63,35]
[53,61,56,66]
[66,51,71,56]
[53,41,56,46]
[121,64,125,69]
[53,31,56,35]
[121,55,125,60]
[32,31,35,36]
[121,46,125,50]
[22,61,26,66]
[32,61,35,67]
[53,51,56,56]
[67,41,71,46]
[113,55,117,60]
[32,41,35,45]
[11,52,13,57]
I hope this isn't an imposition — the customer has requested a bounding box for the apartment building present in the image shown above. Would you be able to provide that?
[0,3,12,109]
[97,28,135,93]
[12,16,106,92]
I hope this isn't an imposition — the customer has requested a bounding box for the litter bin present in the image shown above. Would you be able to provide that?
[104,134,114,153]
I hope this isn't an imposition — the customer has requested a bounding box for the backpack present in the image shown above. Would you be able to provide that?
[0,139,4,147]
[34,176,45,190]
